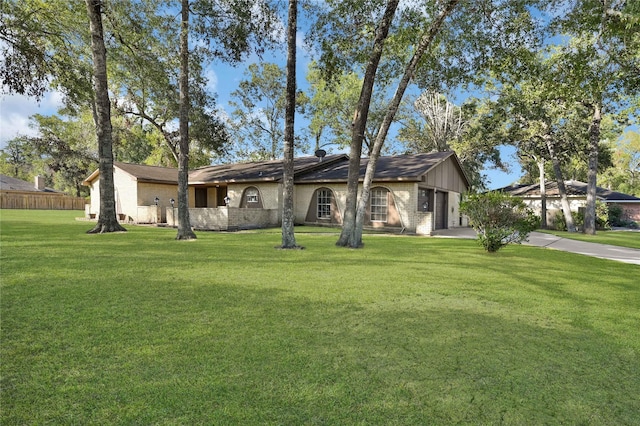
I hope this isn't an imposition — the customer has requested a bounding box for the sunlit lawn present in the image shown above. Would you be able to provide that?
[2,210,639,424]
[542,228,640,249]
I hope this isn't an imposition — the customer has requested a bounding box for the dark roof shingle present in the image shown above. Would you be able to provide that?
[0,174,58,193]
[503,180,640,201]
[295,151,459,183]
[114,162,178,184]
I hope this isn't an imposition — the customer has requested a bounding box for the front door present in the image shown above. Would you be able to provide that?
[195,187,207,208]
[435,191,448,230]
[216,186,228,206]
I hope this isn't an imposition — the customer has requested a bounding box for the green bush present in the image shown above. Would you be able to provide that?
[608,204,624,226]
[608,203,639,228]
[553,210,583,231]
[553,202,611,231]
[460,192,540,252]
[596,201,611,230]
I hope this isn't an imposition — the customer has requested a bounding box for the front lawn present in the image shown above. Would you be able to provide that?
[542,229,640,249]
[2,210,639,424]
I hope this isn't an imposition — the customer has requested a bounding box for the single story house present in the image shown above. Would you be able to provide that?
[83,151,471,235]
[501,180,640,223]
[0,174,85,210]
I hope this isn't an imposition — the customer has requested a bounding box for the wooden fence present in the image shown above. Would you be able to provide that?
[0,191,86,210]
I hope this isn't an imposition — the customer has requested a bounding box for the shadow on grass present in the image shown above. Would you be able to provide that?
[3,275,639,424]
[2,211,639,424]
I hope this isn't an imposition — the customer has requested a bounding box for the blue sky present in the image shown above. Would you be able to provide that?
[0,25,524,190]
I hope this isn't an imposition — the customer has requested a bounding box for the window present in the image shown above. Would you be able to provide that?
[317,189,332,219]
[246,188,259,203]
[370,188,388,222]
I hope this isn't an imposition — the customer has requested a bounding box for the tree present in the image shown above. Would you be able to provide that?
[1,1,94,103]
[398,91,503,189]
[228,63,308,161]
[228,63,286,161]
[0,137,38,181]
[107,2,229,170]
[334,0,400,248]
[85,0,125,234]
[601,130,640,196]
[551,0,640,235]
[310,0,545,248]
[175,0,197,240]
[104,0,277,238]
[305,63,402,155]
[18,112,97,197]
[460,191,539,253]
[409,90,466,152]
[280,0,300,249]
[350,0,460,248]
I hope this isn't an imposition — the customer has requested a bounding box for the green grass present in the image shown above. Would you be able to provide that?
[542,229,640,249]
[2,210,639,424]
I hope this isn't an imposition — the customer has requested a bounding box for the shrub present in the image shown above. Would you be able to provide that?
[553,210,584,231]
[460,192,540,252]
[553,202,610,231]
[596,201,610,230]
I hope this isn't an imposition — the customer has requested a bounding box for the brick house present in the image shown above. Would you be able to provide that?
[501,180,640,224]
[83,151,471,235]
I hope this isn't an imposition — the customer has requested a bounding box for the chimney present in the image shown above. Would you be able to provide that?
[35,175,45,191]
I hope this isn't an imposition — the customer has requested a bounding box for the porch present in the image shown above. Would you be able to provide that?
[167,206,279,231]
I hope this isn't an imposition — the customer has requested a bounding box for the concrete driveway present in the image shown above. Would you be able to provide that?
[431,228,640,265]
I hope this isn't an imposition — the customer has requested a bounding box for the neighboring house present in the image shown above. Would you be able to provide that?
[501,180,640,224]
[83,151,471,235]
[0,174,85,210]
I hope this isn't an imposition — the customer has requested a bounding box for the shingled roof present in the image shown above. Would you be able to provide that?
[189,154,348,184]
[503,180,640,202]
[84,151,469,187]
[83,162,179,185]
[295,151,468,184]
[0,174,59,193]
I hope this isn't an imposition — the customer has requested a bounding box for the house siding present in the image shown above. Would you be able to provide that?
[86,153,470,232]
[295,181,466,235]
[615,203,640,222]
[137,182,178,223]
[422,156,467,193]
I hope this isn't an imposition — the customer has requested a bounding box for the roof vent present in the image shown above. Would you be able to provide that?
[314,149,326,162]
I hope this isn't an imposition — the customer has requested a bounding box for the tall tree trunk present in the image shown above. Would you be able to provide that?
[176,0,196,240]
[538,158,547,229]
[85,0,125,234]
[281,0,298,249]
[545,134,576,232]
[352,0,460,247]
[583,101,601,235]
[336,0,399,248]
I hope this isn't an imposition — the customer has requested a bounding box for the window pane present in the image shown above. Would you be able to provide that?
[317,189,332,219]
[370,189,387,222]
[246,188,258,203]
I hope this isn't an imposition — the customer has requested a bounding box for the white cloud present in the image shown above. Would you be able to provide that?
[205,68,218,93]
[0,92,63,148]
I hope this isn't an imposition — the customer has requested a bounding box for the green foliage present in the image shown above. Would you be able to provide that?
[606,203,639,229]
[600,130,640,196]
[460,191,540,252]
[0,0,93,103]
[552,210,580,232]
[552,201,612,231]
[228,63,308,161]
[304,62,401,155]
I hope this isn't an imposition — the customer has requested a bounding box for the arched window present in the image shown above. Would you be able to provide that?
[317,188,332,219]
[370,187,388,222]
[305,187,340,224]
[240,186,263,208]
